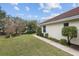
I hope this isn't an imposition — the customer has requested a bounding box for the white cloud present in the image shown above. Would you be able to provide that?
[72,3,79,8]
[10,3,18,6]
[10,3,20,11]
[45,3,62,9]
[51,13,60,17]
[39,3,62,13]
[39,3,44,10]
[14,6,20,11]
[34,15,38,18]
[41,17,47,20]
[41,13,60,20]
[41,16,52,20]
[16,14,25,18]
[18,14,24,16]
[28,14,32,18]
[26,14,38,19]
[43,9,50,13]
[25,6,30,11]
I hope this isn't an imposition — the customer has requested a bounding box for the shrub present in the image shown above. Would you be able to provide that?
[0,32,6,35]
[36,27,44,37]
[5,34,10,38]
[48,37,59,42]
[44,33,48,38]
[62,26,77,46]
[26,30,35,34]
[37,33,44,37]
[11,33,20,37]
[59,39,68,45]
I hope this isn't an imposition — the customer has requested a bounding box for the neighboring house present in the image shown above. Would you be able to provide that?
[41,7,79,45]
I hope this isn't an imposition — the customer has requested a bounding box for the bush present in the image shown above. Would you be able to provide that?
[44,33,48,38]
[59,39,68,45]
[26,30,35,34]
[0,32,6,35]
[5,34,10,38]
[37,33,44,37]
[11,33,20,37]
[5,33,19,38]
[62,26,77,46]
[48,37,59,42]
[62,26,77,37]
[36,27,44,37]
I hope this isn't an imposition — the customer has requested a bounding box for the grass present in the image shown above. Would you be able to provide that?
[0,34,72,56]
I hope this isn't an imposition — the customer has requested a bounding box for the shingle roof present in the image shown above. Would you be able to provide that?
[42,7,79,23]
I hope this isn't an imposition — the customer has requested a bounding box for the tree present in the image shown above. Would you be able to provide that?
[0,6,6,34]
[62,26,77,46]
[27,20,37,34]
[36,26,44,37]
[13,17,27,34]
[4,16,27,37]
[0,7,6,19]
[5,16,16,38]
[36,26,42,34]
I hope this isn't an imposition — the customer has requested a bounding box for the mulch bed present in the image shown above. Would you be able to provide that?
[70,44,79,51]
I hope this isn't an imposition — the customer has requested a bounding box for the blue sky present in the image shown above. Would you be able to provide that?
[0,3,79,22]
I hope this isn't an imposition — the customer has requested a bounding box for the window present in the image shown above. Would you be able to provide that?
[43,25,46,32]
[64,23,69,26]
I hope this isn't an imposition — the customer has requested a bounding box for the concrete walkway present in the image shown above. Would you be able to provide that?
[33,35,79,56]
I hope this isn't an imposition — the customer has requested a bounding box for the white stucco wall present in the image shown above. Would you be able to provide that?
[45,22,64,40]
[69,20,79,45]
[42,20,79,45]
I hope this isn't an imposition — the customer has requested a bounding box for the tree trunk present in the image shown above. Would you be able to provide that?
[67,36,71,46]
[9,33,12,38]
[3,28,5,33]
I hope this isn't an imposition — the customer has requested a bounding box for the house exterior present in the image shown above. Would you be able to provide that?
[41,7,79,45]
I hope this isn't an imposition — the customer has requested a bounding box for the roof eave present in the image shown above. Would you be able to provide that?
[40,15,79,25]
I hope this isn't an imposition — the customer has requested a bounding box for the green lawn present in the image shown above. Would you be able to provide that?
[0,34,72,56]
